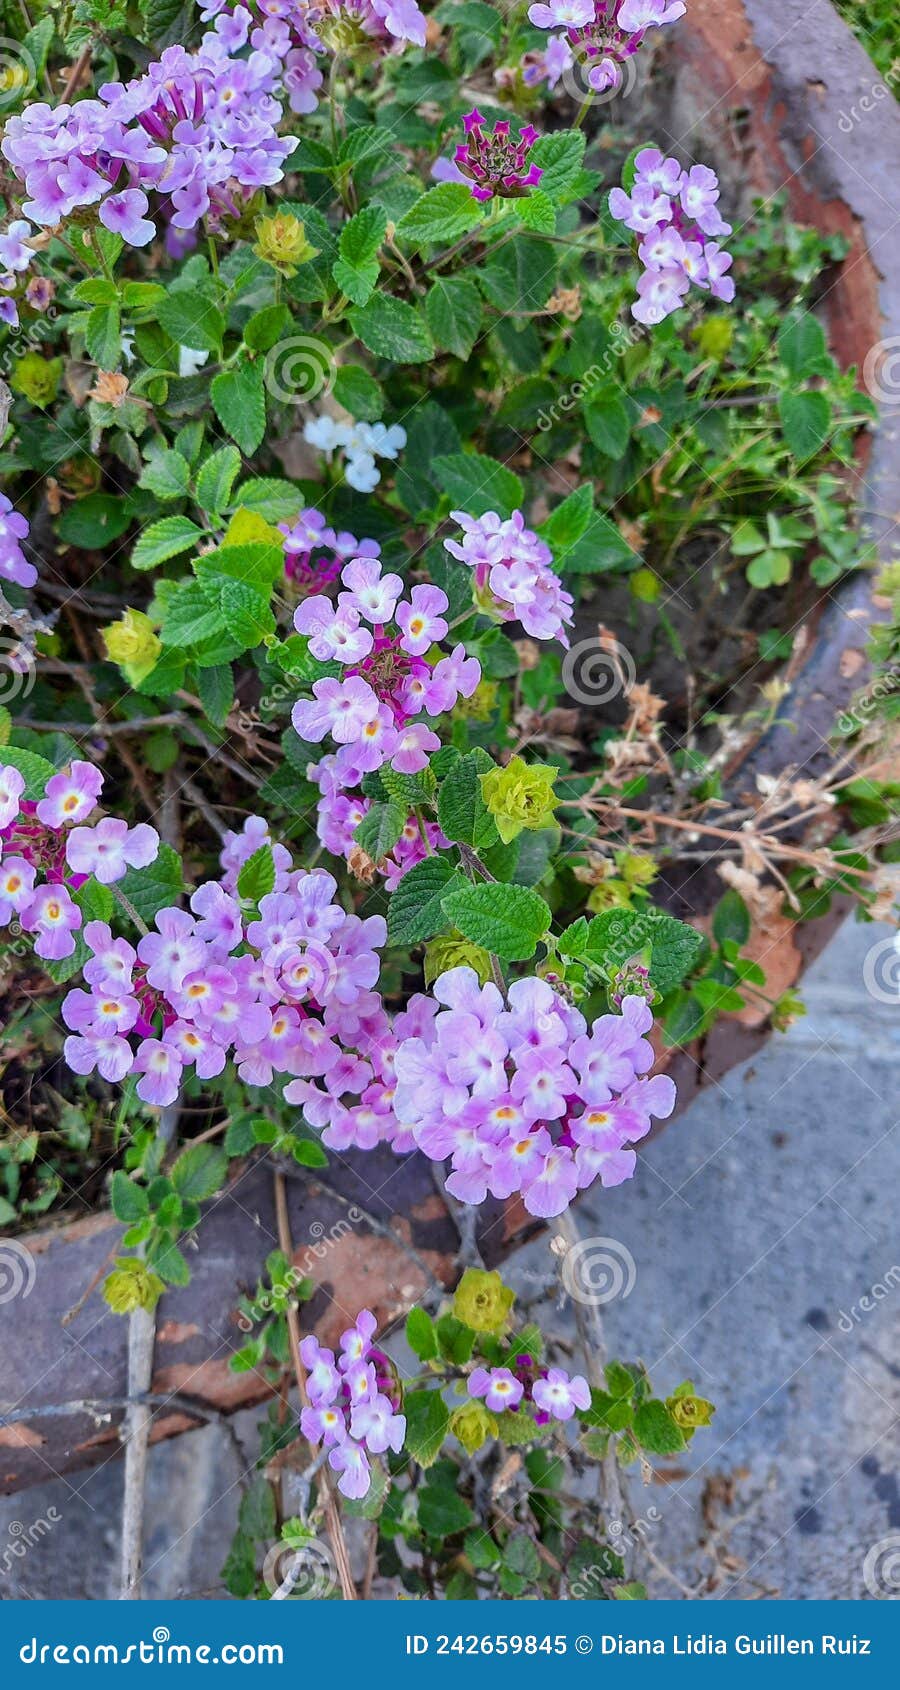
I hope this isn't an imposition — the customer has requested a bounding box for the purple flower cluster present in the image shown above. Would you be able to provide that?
[300,1309,406,1499]
[609,148,734,324]
[0,495,37,590]
[469,1360,590,1423]
[279,506,381,596]
[444,510,574,647]
[454,110,543,205]
[1,39,298,248]
[528,0,685,94]
[292,553,480,776]
[63,825,390,1112]
[0,219,37,330]
[195,0,427,117]
[393,967,676,1218]
[0,760,158,962]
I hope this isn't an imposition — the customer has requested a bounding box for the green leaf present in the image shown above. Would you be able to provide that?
[131,515,203,571]
[219,579,276,647]
[211,360,267,455]
[196,663,234,728]
[779,389,831,463]
[613,1582,648,1600]
[118,843,185,925]
[349,294,434,363]
[333,206,387,306]
[633,1400,685,1455]
[397,183,482,249]
[195,446,242,515]
[560,907,703,996]
[355,799,407,862]
[160,581,225,649]
[85,303,122,369]
[237,843,276,902]
[583,387,631,459]
[441,883,550,962]
[425,276,484,360]
[150,1239,190,1285]
[110,1171,149,1223]
[418,1483,473,1538]
[712,889,751,948]
[59,494,132,548]
[777,313,828,378]
[386,857,467,946]
[158,290,225,353]
[171,1143,228,1202]
[437,749,499,849]
[331,364,384,422]
[540,484,593,552]
[232,477,303,523]
[243,303,292,354]
[504,1532,541,1582]
[530,131,586,202]
[514,190,556,233]
[140,446,191,502]
[405,1307,439,1361]
[238,1476,277,1540]
[432,452,523,519]
[403,1389,450,1468]
[195,540,283,599]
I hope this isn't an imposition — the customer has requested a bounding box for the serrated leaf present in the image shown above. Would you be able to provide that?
[355,799,407,862]
[583,386,631,459]
[231,478,303,523]
[139,447,191,502]
[131,515,204,571]
[110,1170,149,1223]
[158,290,225,354]
[333,206,387,306]
[0,746,56,799]
[425,276,483,360]
[530,131,586,202]
[171,1142,228,1202]
[237,842,276,902]
[514,190,556,233]
[405,1307,439,1361]
[777,313,828,378]
[211,360,266,455]
[386,856,467,946]
[85,303,121,369]
[560,908,703,997]
[195,446,241,515]
[219,579,275,647]
[432,452,523,519]
[331,364,384,421]
[196,663,234,728]
[441,882,550,962]
[403,1389,450,1468]
[437,749,499,849]
[397,183,482,249]
[633,1399,685,1455]
[349,294,434,363]
[779,389,831,463]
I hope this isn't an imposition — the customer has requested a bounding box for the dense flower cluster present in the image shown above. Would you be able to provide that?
[303,415,407,494]
[0,759,158,961]
[293,553,480,771]
[1,38,298,252]
[393,967,676,1217]
[0,494,36,589]
[444,510,573,646]
[279,507,381,594]
[528,0,685,93]
[63,826,389,1112]
[609,148,734,323]
[0,218,37,329]
[468,1359,590,1423]
[300,1308,405,1499]
[454,110,543,204]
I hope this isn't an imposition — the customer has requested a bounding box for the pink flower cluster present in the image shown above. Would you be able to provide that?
[393,968,676,1218]
[1,39,298,250]
[63,820,390,1112]
[0,494,36,590]
[291,553,480,871]
[300,1309,406,1500]
[609,148,734,324]
[454,109,543,205]
[279,506,381,595]
[0,220,37,332]
[444,510,574,646]
[0,760,158,961]
[469,1360,590,1423]
[528,0,685,94]
[195,0,427,117]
